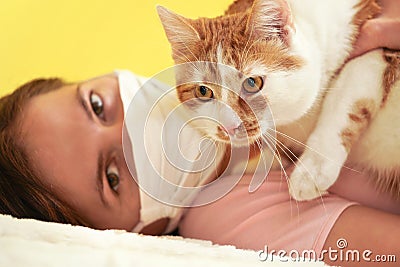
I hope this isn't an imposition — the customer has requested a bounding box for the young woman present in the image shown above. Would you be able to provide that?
[1,72,399,265]
[0,2,399,266]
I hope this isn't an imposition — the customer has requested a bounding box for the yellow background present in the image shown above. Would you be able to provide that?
[0,0,232,95]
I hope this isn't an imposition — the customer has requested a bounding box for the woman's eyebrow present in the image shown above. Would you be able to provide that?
[96,153,109,207]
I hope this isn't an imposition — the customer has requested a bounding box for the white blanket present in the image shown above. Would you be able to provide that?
[0,214,327,266]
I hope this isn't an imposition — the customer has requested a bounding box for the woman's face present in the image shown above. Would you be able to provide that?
[20,73,140,230]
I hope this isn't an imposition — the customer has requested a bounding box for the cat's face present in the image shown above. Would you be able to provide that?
[158,0,320,146]
[172,61,274,146]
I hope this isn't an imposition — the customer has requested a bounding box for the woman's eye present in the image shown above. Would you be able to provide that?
[106,167,120,192]
[194,85,213,101]
[242,76,264,93]
[90,92,104,116]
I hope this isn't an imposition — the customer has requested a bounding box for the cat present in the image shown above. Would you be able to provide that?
[157,0,400,201]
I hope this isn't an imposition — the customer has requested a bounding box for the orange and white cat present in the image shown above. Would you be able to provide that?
[157,0,400,200]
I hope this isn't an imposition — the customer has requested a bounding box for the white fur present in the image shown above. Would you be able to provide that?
[263,0,360,124]
[289,51,389,199]
[272,1,400,200]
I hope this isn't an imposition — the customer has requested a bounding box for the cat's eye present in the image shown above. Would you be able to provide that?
[194,85,213,101]
[106,166,120,192]
[90,92,104,116]
[242,76,264,93]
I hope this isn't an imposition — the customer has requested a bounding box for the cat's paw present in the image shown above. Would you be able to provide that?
[288,169,328,201]
[288,154,342,201]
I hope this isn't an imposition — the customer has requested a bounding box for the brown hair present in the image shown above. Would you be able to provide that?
[0,78,88,226]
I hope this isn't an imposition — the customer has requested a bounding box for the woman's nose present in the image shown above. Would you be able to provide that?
[99,118,124,145]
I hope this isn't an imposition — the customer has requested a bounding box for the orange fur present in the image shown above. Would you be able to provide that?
[368,167,400,199]
[341,98,377,153]
[171,14,302,72]
[225,0,253,15]
[351,0,381,46]
[382,49,400,106]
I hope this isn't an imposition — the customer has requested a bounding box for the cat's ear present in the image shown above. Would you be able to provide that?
[157,6,201,47]
[246,0,294,44]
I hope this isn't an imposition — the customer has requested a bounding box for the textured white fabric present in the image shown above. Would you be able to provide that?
[0,214,327,266]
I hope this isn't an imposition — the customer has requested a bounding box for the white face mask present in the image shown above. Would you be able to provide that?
[116,70,229,233]
[116,68,273,234]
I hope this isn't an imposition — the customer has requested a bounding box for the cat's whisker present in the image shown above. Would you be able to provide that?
[241,37,266,69]
[258,138,286,185]
[263,132,329,203]
[263,132,299,168]
[259,134,292,180]
[257,135,285,177]
[239,28,256,70]
[272,129,361,174]
[254,138,273,171]
[198,137,227,179]
[193,139,216,182]
[263,132,321,190]
[202,138,218,169]
[257,137,294,192]
[264,131,312,174]
[260,134,302,215]
[273,129,314,151]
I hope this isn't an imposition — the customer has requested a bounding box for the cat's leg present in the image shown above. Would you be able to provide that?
[289,50,386,201]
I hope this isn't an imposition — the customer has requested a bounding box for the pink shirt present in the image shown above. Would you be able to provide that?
[179,167,400,254]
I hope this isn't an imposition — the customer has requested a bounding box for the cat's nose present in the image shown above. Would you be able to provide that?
[225,127,237,136]
[221,123,244,136]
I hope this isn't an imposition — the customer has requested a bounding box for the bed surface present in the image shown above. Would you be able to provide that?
[0,214,327,266]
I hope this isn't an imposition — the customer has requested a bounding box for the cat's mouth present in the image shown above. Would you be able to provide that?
[216,125,260,147]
